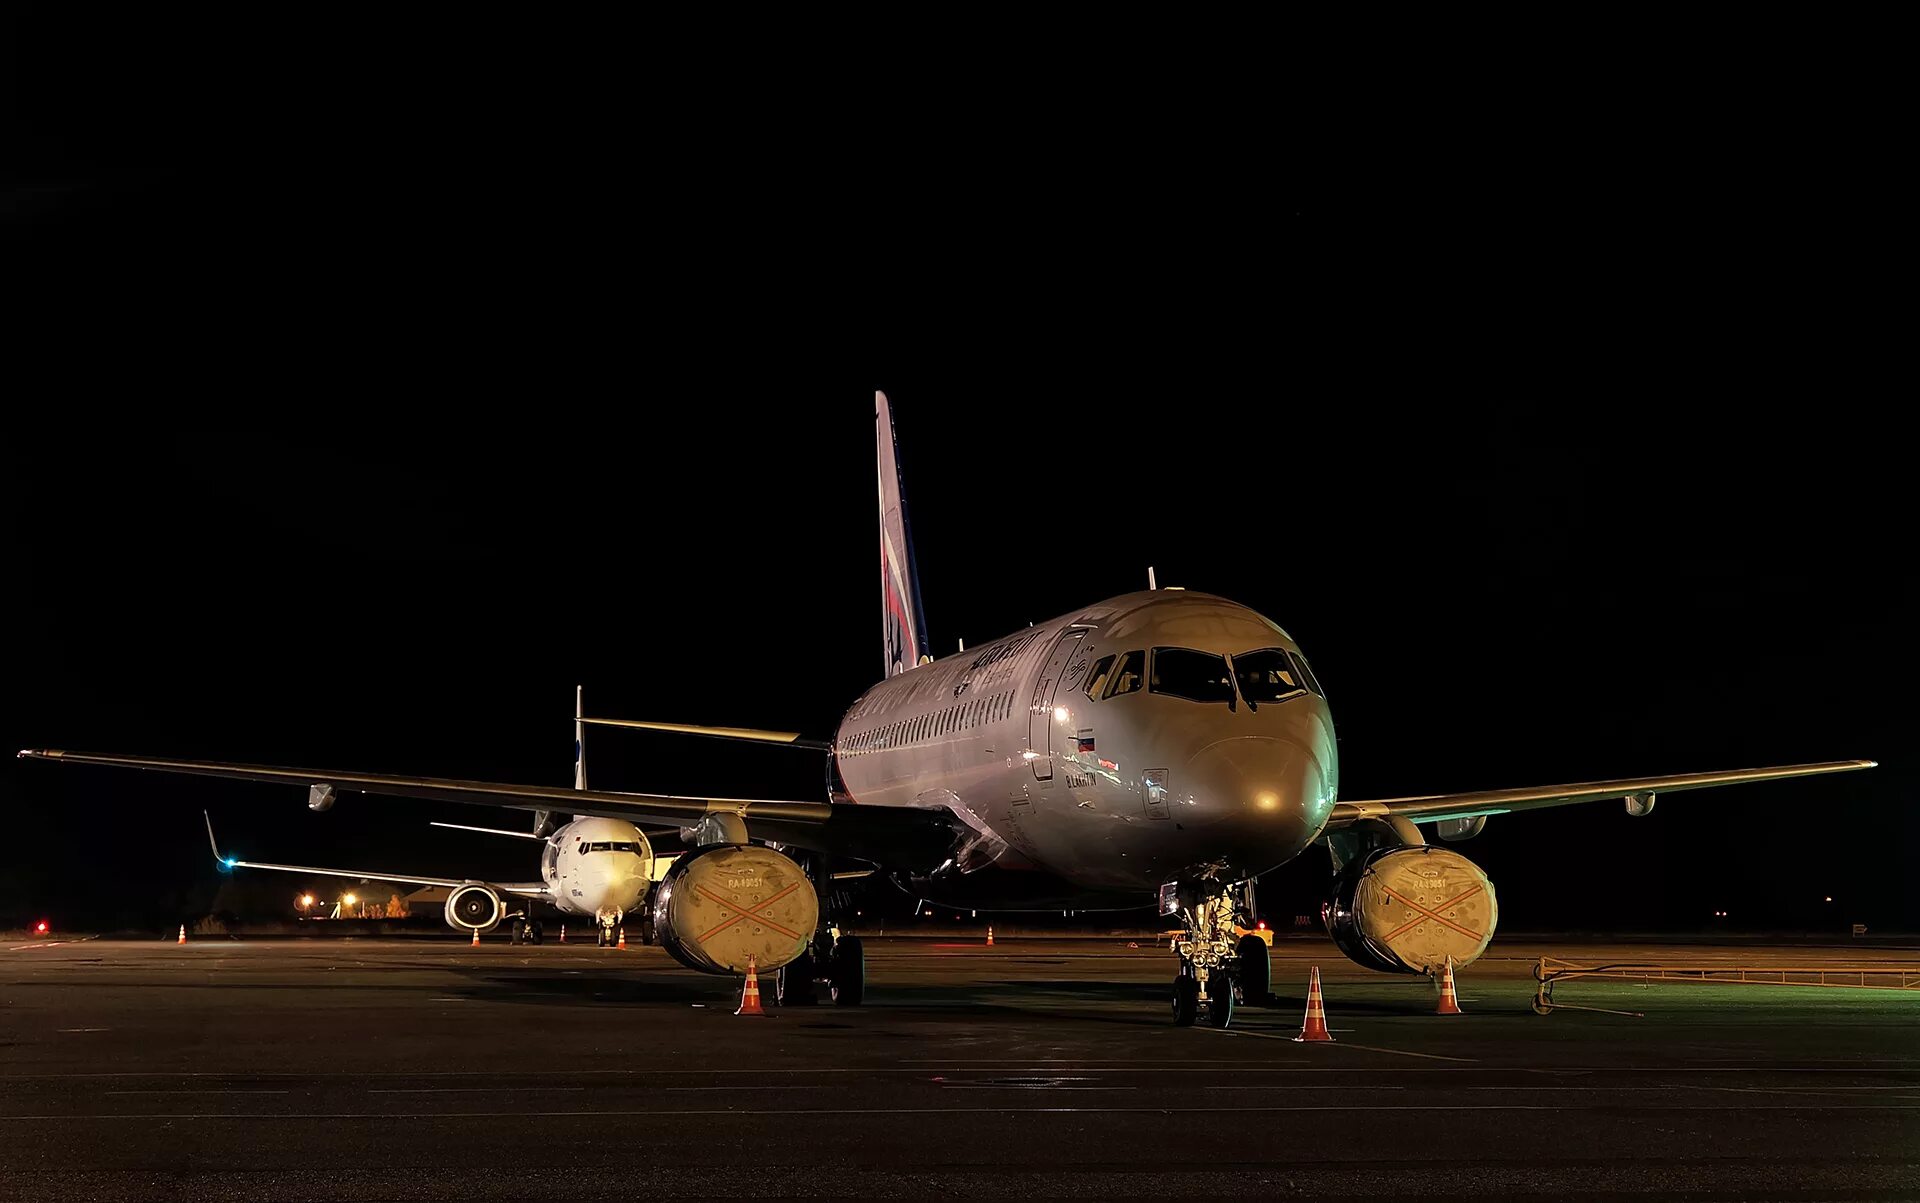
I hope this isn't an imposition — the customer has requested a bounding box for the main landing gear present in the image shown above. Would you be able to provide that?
[777,930,866,1006]
[1168,881,1270,1029]
[508,916,544,945]
[776,862,865,1007]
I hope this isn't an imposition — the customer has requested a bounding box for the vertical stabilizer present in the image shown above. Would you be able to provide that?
[877,390,930,677]
[574,684,586,790]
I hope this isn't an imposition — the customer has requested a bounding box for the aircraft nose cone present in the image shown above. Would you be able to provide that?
[1180,737,1330,870]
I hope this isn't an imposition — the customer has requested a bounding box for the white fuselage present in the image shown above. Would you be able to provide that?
[538,816,653,924]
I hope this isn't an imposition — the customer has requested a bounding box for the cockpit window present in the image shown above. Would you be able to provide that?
[1149,647,1235,704]
[582,841,644,854]
[1103,650,1146,698]
[1232,648,1306,704]
[1083,655,1116,700]
[1289,650,1325,697]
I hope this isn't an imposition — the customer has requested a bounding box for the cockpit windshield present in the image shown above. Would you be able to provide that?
[1232,648,1307,704]
[1289,650,1325,697]
[578,841,645,855]
[1087,650,1146,700]
[1149,647,1236,705]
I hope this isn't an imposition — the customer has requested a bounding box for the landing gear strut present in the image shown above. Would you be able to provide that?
[1169,881,1262,1028]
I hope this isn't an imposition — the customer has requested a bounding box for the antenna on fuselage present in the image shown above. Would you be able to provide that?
[1148,566,1157,590]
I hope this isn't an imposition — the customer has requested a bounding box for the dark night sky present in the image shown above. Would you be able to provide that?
[4,10,1911,932]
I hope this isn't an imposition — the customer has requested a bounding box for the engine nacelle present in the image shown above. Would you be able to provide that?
[651,844,818,975]
[1322,846,1498,974]
[444,883,505,933]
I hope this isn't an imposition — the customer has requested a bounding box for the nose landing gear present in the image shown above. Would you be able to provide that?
[1169,882,1265,1028]
[593,910,622,948]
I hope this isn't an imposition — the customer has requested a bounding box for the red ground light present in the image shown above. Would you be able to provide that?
[35,921,48,934]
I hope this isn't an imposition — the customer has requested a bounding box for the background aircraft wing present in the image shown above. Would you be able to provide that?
[1326,759,1875,827]
[204,812,548,895]
[21,749,963,873]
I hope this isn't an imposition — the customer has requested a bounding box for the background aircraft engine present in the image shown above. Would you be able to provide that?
[444,883,504,933]
[1322,846,1497,974]
[651,845,818,975]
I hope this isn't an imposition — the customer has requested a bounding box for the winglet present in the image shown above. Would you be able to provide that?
[203,811,236,870]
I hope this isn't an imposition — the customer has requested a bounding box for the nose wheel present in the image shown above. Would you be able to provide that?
[1172,962,1235,1027]
[1172,970,1199,1026]
[1234,933,1270,1006]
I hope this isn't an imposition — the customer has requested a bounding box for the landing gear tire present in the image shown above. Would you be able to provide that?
[829,935,865,1006]
[1203,975,1235,1029]
[779,951,819,1006]
[1172,971,1200,1026]
[1234,934,1270,1006]
[528,921,544,946]
[509,918,526,945]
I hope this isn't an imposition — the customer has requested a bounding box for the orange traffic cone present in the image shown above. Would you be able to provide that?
[470,927,480,947]
[1436,956,1464,1015]
[985,925,994,947]
[617,926,627,950]
[1294,966,1333,1042]
[736,954,765,1016]
[177,924,186,945]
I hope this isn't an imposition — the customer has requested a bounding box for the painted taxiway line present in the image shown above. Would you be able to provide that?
[7,1103,1920,1122]
[6,1065,1918,1083]
[1199,1027,1477,1062]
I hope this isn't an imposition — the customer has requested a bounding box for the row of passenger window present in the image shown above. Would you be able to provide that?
[1083,646,1325,706]
[844,690,1015,755]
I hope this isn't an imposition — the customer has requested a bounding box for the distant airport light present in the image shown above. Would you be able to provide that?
[343,893,357,907]
[35,920,48,934]
[1824,896,1834,903]
[1255,790,1280,810]
[300,895,314,907]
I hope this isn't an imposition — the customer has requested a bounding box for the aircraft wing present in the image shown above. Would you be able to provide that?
[20,749,962,872]
[203,812,548,896]
[1326,759,1876,828]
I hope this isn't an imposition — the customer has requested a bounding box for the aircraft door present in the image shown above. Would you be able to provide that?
[1028,629,1088,782]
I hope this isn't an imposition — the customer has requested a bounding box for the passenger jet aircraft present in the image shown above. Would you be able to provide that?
[20,393,1875,1026]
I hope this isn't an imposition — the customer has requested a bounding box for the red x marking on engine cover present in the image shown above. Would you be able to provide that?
[695,881,804,942]
[1380,883,1485,942]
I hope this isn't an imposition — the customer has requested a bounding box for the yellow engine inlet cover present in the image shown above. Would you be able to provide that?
[1354,847,1498,974]
[662,845,819,974]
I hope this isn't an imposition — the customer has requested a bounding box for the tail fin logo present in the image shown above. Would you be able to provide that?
[877,391,929,677]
